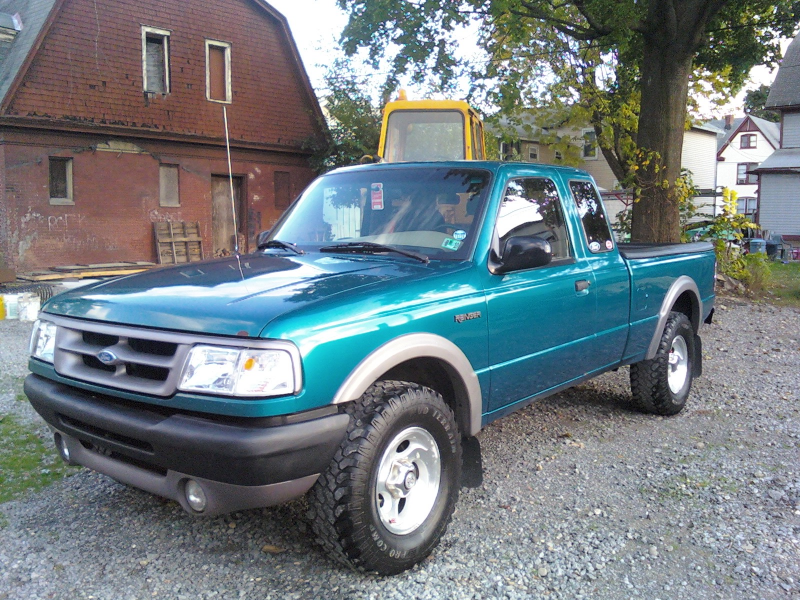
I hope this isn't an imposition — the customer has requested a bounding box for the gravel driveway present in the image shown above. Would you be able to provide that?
[1,298,798,600]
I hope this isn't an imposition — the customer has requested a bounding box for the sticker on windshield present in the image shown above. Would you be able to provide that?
[453,229,467,241]
[589,241,601,253]
[371,183,384,210]
[605,240,614,250]
[442,238,462,251]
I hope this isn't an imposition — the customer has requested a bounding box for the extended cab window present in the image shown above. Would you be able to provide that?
[497,177,571,261]
[569,180,614,253]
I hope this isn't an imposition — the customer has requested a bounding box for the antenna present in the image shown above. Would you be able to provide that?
[223,105,239,254]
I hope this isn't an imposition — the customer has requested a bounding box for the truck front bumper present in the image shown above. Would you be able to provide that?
[24,374,350,516]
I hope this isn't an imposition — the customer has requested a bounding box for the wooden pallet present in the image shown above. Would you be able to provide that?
[18,262,157,282]
[154,221,204,264]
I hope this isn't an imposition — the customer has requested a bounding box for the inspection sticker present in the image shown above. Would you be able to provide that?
[453,229,467,241]
[371,183,384,210]
[441,238,462,251]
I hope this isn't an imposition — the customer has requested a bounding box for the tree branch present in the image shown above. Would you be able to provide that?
[514,1,599,41]
[572,0,612,36]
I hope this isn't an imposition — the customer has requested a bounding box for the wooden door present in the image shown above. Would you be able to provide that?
[212,175,244,256]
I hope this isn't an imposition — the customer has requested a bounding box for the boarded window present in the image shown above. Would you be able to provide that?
[274,171,291,210]
[206,41,231,102]
[159,165,180,207]
[142,27,170,94]
[49,157,73,205]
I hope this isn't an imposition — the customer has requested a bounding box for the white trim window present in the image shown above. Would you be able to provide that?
[205,39,232,103]
[49,157,73,205]
[582,128,598,159]
[141,26,171,95]
[528,144,539,162]
[740,133,757,149]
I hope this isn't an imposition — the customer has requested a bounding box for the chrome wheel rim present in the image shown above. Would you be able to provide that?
[667,336,689,394]
[375,426,441,535]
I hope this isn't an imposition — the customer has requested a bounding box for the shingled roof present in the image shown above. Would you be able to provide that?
[766,33,800,109]
[0,0,59,109]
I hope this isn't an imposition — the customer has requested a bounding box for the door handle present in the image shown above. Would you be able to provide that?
[575,279,591,293]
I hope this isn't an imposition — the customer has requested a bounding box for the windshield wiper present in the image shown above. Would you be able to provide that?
[320,242,429,264]
[258,239,305,255]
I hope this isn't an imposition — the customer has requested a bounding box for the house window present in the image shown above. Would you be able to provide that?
[528,145,539,161]
[740,134,756,149]
[49,157,73,205]
[159,165,180,207]
[142,27,170,94]
[500,141,520,161]
[274,171,291,210]
[554,150,563,161]
[206,40,232,103]
[736,163,758,185]
[582,129,598,159]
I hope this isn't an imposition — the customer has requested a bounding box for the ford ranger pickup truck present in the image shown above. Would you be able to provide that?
[25,161,715,574]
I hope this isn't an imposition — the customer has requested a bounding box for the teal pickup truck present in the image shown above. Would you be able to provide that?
[25,162,715,574]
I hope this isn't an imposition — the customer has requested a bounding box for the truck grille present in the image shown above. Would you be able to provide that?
[52,318,194,397]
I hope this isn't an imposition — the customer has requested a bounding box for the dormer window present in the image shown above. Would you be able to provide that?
[0,12,22,42]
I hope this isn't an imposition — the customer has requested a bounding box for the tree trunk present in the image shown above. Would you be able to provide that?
[631,41,694,243]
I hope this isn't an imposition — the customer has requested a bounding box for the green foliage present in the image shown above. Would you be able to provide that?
[0,414,77,504]
[336,0,800,240]
[740,252,773,294]
[304,59,382,172]
[744,84,780,123]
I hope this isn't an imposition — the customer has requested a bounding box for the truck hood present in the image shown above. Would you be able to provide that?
[43,253,433,337]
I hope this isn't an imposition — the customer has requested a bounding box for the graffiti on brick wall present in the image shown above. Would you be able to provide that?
[47,213,87,231]
[148,210,182,223]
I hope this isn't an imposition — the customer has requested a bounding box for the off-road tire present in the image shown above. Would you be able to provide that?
[308,380,461,575]
[630,311,695,416]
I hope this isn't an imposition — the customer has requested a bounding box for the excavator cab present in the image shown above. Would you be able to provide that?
[378,94,485,163]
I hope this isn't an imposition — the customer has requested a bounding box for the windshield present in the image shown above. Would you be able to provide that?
[384,110,466,162]
[269,167,492,261]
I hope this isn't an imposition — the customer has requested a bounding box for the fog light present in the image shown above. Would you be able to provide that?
[54,433,71,463]
[185,480,207,513]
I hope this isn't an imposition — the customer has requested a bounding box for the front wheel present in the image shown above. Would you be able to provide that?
[629,311,695,416]
[308,381,461,574]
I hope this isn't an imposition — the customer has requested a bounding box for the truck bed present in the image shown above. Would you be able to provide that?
[618,241,715,259]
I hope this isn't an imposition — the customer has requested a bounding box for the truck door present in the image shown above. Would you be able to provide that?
[484,176,598,412]
[567,179,630,367]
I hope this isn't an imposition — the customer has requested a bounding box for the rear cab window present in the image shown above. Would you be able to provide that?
[569,180,614,253]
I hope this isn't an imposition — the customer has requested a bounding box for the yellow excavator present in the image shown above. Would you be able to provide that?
[376,91,486,162]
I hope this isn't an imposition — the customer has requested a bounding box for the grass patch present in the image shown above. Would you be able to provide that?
[0,414,77,504]
[766,261,800,307]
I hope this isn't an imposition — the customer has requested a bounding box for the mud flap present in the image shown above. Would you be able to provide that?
[693,334,703,378]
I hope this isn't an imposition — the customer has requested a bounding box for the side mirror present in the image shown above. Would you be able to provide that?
[492,236,552,274]
[256,230,271,249]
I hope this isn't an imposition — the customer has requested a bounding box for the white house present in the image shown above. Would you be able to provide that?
[706,115,779,218]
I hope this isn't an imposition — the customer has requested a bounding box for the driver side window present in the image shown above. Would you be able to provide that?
[497,177,571,261]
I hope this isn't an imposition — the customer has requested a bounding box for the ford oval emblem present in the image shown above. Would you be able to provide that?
[97,350,119,365]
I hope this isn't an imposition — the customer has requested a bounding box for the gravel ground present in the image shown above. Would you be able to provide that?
[0,298,798,600]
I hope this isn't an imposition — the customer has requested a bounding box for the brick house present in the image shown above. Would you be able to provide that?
[0,0,326,272]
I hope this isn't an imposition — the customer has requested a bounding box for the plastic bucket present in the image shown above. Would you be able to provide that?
[2,294,19,319]
[749,238,767,254]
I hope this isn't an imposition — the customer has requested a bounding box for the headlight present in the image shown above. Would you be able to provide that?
[30,319,57,363]
[179,345,296,397]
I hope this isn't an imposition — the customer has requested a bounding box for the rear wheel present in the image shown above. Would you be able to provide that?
[308,381,461,575]
[630,311,695,416]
